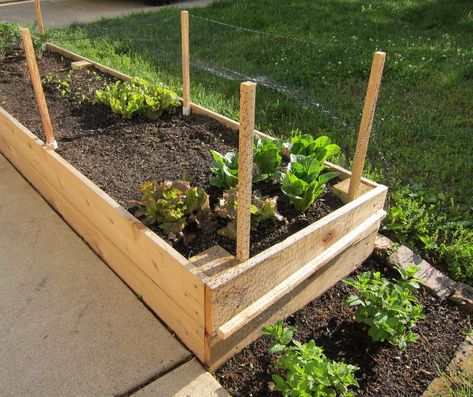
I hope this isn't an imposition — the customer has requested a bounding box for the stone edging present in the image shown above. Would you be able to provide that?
[374,235,473,312]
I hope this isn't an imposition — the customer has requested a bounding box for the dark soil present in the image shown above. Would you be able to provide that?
[0,48,343,258]
[216,254,471,397]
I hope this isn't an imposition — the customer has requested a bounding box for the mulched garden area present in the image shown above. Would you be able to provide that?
[216,254,471,397]
[0,48,343,258]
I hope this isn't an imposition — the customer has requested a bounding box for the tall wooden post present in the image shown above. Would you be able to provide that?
[34,0,45,34]
[347,51,386,201]
[21,28,57,149]
[236,82,257,262]
[181,11,191,116]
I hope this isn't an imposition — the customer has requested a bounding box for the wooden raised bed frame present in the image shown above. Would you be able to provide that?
[0,43,387,369]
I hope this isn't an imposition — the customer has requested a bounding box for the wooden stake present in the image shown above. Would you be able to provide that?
[34,0,45,34]
[236,82,257,262]
[21,28,57,149]
[347,51,386,201]
[181,11,191,116]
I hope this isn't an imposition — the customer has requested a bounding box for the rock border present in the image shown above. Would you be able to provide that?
[374,235,472,311]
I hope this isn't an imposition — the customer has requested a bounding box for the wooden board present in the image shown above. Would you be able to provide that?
[208,230,379,369]
[207,184,387,333]
[0,107,206,359]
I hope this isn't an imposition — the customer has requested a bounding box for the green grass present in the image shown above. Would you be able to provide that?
[46,0,472,282]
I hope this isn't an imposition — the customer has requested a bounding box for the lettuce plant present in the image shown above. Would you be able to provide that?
[95,78,179,119]
[345,266,425,349]
[280,154,338,213]
[288,133,340,162]
[209,150,239,188]
[136,180,214,240]
[214,188,285,239]
[263,321,359,397]
[253,135,282,182]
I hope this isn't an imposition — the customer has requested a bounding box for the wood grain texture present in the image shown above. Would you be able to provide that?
[0,107,206,358]
[208,184,387,332]
[208,230,379,369]
[71,60,92,70]
[21,29,56,148]
[236,82,256,262]
[34,0,44,34]
[217,209,386,340]
[348,51,386,201]
[181,11,191,115]
[331,177,373,203]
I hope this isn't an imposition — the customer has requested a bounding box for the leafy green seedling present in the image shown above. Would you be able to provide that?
[345,266,425,349]
[136,180,214,240]
[280,154,338,212]
[214,188,285,239]
[95,77,179,119]
[263,320,359,397]
[209,150,239,188]
[288,132,340,162]
[253,135,283,183]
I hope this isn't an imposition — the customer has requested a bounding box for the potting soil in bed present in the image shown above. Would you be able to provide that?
[216,255,471,397]
[0,49,343,258]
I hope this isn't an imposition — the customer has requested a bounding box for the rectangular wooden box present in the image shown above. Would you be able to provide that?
[0,44,387,369]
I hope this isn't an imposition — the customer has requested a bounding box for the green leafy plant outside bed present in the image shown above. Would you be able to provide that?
[95,77,179,119]
[345,266,425,349]
[263,321,359,397]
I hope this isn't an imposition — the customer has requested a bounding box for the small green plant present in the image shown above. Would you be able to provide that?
[288,132,340,162]
[262,321,359,397]
[42,70,88,103]
[209,150,239,188]
[95,77,180,119]
[0,22,21,60]
[280,154,338,212]
[253,135,282,182]
[136,180,214,240]
[345,266,425,349]
[214,188,285,239]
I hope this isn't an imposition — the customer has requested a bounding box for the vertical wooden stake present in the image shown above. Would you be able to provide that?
[34,0,45,34]
[21,28,57,149]
[236,82,257,263]
[181,10,191,116]
[347,51,386,201]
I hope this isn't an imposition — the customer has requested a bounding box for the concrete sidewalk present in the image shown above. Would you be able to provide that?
[0,0,214,27]
[0,153,228,396]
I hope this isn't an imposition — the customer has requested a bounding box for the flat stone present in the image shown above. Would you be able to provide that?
[449,282,473,313]
[389,245,456,299]
[374,234,395,252]
[422,336,473,396]
[0,155,191,396]
[133,359,229,397]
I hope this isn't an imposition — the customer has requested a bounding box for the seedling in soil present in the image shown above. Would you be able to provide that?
[136,180,215,241]
[279,154,338,213]
[345,266,425,349]
[95,77,180,119]
[214,188,285,240]
[253,134,283,183]
[263,320,359,397]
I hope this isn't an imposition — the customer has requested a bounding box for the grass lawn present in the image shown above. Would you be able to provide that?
[49,0,473,283]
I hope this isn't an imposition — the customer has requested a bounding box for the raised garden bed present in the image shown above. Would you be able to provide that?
[0,43,387,369]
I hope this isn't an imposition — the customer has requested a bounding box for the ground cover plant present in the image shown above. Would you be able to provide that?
[262,321,359,397]
[48,0,473,285]
[344,265,425,349]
